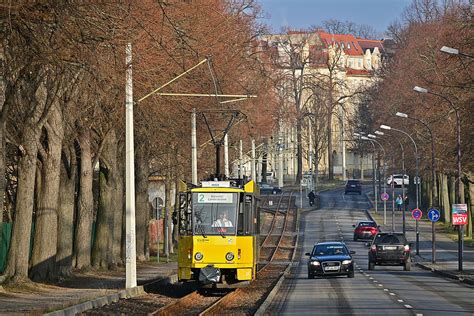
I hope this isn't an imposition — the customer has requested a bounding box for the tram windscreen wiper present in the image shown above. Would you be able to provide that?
[196,224,207,238]
[216,223,226,238]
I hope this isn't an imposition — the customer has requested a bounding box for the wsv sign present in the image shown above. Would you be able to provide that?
[452,204,468,226]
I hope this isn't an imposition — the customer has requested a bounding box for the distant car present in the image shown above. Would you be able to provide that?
[345,179,362,195]
[353,221,380,241]
[387,174,409,187]
[259,183,282,195]
[306,241,355,279]
[368,232,411,271]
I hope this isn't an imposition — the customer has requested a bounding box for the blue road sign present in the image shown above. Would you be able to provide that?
[412,208,422,220]
[428,209,440,222]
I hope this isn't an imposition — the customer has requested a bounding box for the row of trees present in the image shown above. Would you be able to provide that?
[0,0,276,284]
[366,0,473,234]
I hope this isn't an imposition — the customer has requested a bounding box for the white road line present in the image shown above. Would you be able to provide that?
[389,293,396,296]
[416,314,423,316]
[384,289,389,291]
[378,284,383,287]
[404,305,413,309]
[398,299,404,303]
[369,277,373,280]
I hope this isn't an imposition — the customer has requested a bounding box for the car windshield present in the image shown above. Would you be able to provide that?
[192,192,238,236]
[358,222,376,227]
[313,244,348,256]
[374,234,407,245]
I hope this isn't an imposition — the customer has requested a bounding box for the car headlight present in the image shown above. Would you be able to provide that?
[194,252,203,261]
[342,260,352,265]
[310,261,320,266]
[226,252,234,261]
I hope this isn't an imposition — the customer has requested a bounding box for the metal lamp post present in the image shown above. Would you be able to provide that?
[368,134,387,225]
[440,46,474,58]
[360,136,377,214]
[381,124,420,255]
[396,111,438,263]
[413,85,463,270]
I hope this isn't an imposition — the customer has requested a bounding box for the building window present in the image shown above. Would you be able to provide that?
[347,43,351,49]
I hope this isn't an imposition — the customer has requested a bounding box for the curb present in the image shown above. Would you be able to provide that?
[45,274,179,316]
[254,200,302,315]
[415,262,474,286]
[44,286,146,316]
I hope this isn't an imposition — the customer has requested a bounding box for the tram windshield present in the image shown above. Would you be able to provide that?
[192,192,238,236]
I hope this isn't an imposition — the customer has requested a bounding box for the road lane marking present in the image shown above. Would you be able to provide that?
[404,305,413,309]
[389,293,395,296]
[398,299,404,303]
[384,289,389,291]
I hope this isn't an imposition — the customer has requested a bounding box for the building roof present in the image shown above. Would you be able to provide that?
[317,31,362,56]
[357,38,384,54]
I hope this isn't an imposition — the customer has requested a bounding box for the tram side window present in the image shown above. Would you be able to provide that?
[178,193,192,235]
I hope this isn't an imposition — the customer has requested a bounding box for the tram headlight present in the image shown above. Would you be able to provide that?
[194,252,203,261]
[226,252,235,261]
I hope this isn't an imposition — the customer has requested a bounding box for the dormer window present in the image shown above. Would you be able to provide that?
[347,43,351,49]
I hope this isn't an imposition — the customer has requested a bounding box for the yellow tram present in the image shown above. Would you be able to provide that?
[177,179,260,286]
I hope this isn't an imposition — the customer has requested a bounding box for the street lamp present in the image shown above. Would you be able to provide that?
[374,130,407,235]
[360,134,387,224]
[380,124,421,254]
[413,85,463,270]
[396,111,438,263]
[440,46,474,58]
[361,136,377,215]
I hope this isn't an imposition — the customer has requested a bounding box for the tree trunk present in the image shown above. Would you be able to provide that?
[92,130,119,269]
[135,143,149,261]
[74,129,94,270]
[30,105,63,281]
[442,173,450,224]
[3,125,40,282]
[295,118,302,184]
[0,121,6,222]
[327,109,333,180]
[57,144,77,277]
[113,143,124,266]
[449,175,455,207]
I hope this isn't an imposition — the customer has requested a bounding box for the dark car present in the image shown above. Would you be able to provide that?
[345,179,362,195]
[306,242,355,279]
[368,232,411,271]
[259,183,282,195]
[353,221,380,241]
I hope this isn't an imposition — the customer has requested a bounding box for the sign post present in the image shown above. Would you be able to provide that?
[452,204,468,271]
[381,193,389,225]
[152,197,162,263]
[428,208,440,263]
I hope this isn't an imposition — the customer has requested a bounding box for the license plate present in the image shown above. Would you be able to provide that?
[324,266,339,271]
[384,246,397,250]
[351,185,355,187]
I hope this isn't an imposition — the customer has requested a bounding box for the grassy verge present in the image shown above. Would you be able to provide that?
[437,222,474,247]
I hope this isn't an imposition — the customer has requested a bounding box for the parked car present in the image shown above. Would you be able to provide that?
[386,174,409,187]
[306,241,355,279]
[353,221,380,241]
[259,183,282,195]
[344,179,362,195]
[368,232,411,271]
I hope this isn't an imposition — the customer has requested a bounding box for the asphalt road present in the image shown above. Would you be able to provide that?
[266,187,474,315]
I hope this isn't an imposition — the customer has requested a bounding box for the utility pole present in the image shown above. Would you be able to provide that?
[125,43,137,289]
[224,133,229,178]
[192,108,198,185]
[239,140,243,178]
[251,139,256,181]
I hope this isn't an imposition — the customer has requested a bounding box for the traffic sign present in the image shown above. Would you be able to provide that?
[301,178,308,186]
[381,192,389,201]
[452,204,468,225]
[412,208,422,220]
[428,209,440,222]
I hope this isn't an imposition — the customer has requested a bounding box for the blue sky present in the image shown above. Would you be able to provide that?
[258,0,412,36]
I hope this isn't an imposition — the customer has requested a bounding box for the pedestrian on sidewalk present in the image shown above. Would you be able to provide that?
[396,194,403,212]
[307,190,316,207]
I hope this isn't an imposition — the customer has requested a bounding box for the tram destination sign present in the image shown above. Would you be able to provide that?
[197,192,233,203]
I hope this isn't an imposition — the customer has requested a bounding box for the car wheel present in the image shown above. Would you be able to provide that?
[347,271,355,278]
[344,191,347,195]
[368,261,375,270]
[358,191,362,195]
[404,261,411,271]
[308,273,314,279]
[353,235,357,241]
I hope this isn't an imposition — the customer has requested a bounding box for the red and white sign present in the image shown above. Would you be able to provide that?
[452,204,468,225]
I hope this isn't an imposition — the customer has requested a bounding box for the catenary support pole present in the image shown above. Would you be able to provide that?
[125,43,137,289]
[192,109,198,185]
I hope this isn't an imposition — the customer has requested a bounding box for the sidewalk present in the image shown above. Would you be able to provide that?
[0,261,177,315]
[366,190,474,286]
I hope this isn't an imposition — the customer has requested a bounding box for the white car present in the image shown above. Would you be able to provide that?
[387,174,409,186]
